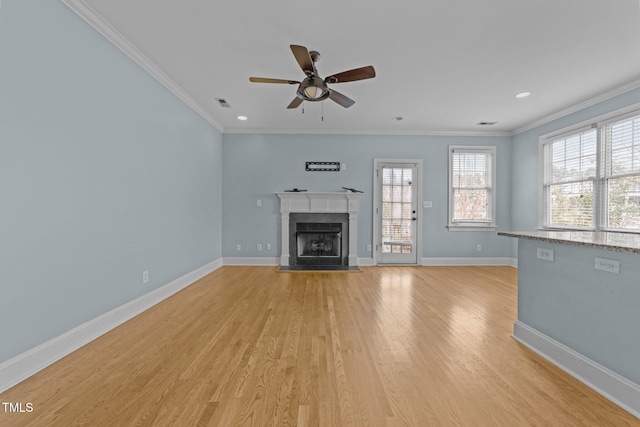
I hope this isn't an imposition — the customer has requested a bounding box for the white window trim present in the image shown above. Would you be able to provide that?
[538,101,640,233]
[448,145,497,231]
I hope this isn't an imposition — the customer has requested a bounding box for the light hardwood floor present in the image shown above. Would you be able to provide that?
[0,266,637,426]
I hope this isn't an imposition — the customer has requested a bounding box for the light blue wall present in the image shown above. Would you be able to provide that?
[0,0,222,362]
[222,133,512,259]
[518,239,640,384]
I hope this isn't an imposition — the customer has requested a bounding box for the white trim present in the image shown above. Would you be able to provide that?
[537,138,545,229]
[537,102,640,141]
[221,257,518,267]
[61,0,224,133]
[446,225,497,232]
[222,257,279,266]
[0,258,223,393]
[357,257,375,266]
[514,321,640,419]
[421,257,517,266]
[514,78,640,136]
[222,128,512,137]
[538,102,640,232]
[448,146,497,229]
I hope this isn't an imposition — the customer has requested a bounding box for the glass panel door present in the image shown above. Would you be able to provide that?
[378,164,418,264]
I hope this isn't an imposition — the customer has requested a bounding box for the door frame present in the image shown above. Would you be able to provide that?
[373,158,423,266]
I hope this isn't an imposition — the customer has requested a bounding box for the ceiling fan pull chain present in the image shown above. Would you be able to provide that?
[321,102,324,122]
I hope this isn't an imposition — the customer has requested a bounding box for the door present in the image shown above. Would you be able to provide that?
[375,161,420,264]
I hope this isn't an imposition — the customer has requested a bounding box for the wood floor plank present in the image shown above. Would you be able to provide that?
[0,266,638,426]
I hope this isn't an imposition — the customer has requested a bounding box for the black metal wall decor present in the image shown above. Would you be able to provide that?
[305,161,340,172]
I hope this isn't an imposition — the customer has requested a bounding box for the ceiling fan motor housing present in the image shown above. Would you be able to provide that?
[297,77,331,102]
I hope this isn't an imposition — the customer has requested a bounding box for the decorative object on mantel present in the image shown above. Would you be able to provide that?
[341,187,363,193]
[284,188,307,192]
[305,161,340,172]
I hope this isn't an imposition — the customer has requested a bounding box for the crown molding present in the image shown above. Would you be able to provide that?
[222,127,513,137]
[513,78,640,136]
[61,0,224,133]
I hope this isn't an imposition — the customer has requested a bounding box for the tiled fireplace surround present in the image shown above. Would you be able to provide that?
[275,192,363,266]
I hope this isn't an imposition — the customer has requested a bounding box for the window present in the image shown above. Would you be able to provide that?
[448,146,496,230]
[541,128,597,229]
[541,109,640,232]
[602,114,640,230]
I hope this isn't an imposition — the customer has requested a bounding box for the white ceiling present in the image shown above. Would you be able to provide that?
[68,0,640,135]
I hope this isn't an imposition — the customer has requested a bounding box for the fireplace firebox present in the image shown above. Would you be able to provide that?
[289,213,348,266]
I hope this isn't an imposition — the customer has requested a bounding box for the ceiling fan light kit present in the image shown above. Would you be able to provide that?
[298,77,330,102]
[250,44,376,109]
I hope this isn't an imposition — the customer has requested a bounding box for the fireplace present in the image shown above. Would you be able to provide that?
[276,192,362,267]
[289,213,348,266]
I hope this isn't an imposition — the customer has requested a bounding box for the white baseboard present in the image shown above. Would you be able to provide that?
[513,321,640,419]
[222,257,280,266]
[421,257,517,267]
[0,258,223,394]
[220,256,519,268]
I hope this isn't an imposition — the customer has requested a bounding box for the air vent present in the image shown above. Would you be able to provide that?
[477,121,497,126]
[215,98,231,108]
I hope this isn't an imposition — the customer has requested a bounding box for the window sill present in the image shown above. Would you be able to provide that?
[447,225,497,232]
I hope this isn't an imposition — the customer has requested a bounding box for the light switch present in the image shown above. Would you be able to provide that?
[423,201,433,208]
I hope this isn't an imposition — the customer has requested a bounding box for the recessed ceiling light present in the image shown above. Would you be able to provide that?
[237,115,248,121]
[477,121,497,126]
[515,91,531,99]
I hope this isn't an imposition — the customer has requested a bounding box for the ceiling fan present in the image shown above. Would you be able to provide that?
[249,45,376,109]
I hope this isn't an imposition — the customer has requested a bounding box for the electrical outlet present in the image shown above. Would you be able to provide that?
[423,201,433,208]
[142,270,149,284]
[236,244,241,251]
[367,244,372,252]
[266,243,271,250]
[257,243,262,251]
[476,244,482,252]
[257,199,262,207]
[595,257,619,274]
[536,248,554,261]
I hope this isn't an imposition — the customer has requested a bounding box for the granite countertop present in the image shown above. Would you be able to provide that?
[497,230,640,254]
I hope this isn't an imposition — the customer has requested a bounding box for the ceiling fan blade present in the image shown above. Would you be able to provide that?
[290,45,315,76]
[249,77,299,84]
[325,66,376,84]
[287,97,304,109]
[329,90,355,108]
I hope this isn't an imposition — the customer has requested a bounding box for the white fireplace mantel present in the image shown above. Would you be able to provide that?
[276,191,363,266]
